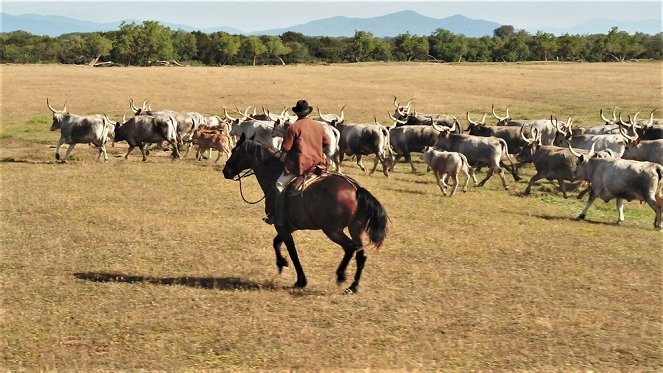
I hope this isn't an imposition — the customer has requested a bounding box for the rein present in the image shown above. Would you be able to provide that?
[231,147,283,205]
[233,169,265,205]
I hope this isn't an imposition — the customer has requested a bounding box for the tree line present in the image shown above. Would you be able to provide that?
[1,21,661,65]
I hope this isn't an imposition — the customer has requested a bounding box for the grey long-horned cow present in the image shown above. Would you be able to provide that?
[47,98,115,161]
[568,142,663,230]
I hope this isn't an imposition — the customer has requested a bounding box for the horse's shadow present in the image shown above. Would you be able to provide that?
[73,272,279,291]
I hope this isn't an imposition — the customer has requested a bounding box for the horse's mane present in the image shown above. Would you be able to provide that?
[241,139,280,162]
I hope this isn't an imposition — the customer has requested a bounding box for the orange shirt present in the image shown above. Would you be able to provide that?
[281,117,331,175]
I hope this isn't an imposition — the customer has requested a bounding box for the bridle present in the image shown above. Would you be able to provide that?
[230,143,282,205]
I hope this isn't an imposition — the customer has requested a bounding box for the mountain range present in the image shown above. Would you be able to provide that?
[2,10,661,38]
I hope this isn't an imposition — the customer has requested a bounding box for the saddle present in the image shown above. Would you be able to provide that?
[288,165,328,196]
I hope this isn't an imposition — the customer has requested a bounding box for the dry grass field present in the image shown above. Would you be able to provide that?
[1,62,662,370]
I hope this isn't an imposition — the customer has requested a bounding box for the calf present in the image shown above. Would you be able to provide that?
[193,128,231,163]
[420,147,470,196]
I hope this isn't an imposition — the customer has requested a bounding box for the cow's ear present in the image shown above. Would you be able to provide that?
[249,134,256,141]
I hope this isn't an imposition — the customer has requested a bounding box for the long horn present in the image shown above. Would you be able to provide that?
[223,107,236,121]
[62,101,67,113]
[505,106,510,119]
[612,106,618,121]
[373,115,380,126]
[393,96,399,108]
[122,113,126,123]
[567,141,583,158]
[618,112,629,126]
[130,98,140,113]
[388,111,407,124]
[46,98,58,113]
[316,107,324,119]
[619,123,638,142]
[647,108,657,127]
[243,106,251,119]
[491,104,504,121]
[600,108,610,123]
[466,112,477,126]
[587,142,596,158]
[405,98,414,110]
[479,113,487,125]
[338,104,346,123]
[631,112,642,129]
[147,102,152,111]
[520,125,531,142]
[142,99,148,110]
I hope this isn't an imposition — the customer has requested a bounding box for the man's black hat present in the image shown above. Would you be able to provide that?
[292,99,313,116]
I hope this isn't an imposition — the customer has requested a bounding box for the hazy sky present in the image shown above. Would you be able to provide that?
[2,1,661,32]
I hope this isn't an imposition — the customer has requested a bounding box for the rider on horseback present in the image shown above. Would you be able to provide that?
[264,99,331,226]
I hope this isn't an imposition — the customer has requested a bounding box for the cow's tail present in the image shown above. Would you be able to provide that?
[355,187,389,250]
[499,138,514,168]
[655,165,663,207]
[379,126,394,158]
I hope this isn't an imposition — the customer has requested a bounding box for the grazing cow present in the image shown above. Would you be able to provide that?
[114,115,179,161]
[193,127,231,162]
[331,118,392,176]
[620,125,663,165]
[432,122,514,190]
[47,99,114,161]
[388,123,448,172]
[420,147,470,196]
[568,143,663,230]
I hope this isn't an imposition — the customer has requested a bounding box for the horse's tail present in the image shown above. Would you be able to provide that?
[355,187,389,249]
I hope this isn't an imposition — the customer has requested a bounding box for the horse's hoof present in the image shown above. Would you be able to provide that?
[343,287,357,295]
[577,214,586,220]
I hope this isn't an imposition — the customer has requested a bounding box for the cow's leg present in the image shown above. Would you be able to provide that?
[98,144,108,161]
[390,154,402,172]
[434,171,447,195]
[644,197,661,230]
[501,160,520,181]
[54,138,66,161]
[139,144,148,161]
[405,153,417,173]
[468,167,479,185]
[125,145,136,159]
[62,143,76,161]
[559,179,568,199]
[170,141,180,159]
[524,172,545,195]
[356,155,366,172]
[449,173,459,197]
[369,154,380,175]
[461,168,470,192]
[578,190,598,220]
[215,149,223,163]
[615,198,625,224]
[476,168,494,187]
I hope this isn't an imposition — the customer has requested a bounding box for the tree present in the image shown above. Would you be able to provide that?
[494,25,515,39]
[135,21,175,64]
[429,28,468,62]
[241,36,267,65]
[557,33,585,61]
[371,38,393,61]
[172,30,197,61]
[214,32,241,65]
[394,32,429,61]
[604,27,646,61]
[262,36,291,65]
[531,31,558,61]
[351,31,376,62]
[81,33,113,65]
[503,30,531,61]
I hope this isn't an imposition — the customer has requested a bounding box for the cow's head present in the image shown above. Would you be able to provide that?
[47,98,67,131]
[271,119,288,138]
[316,105,346,125]
[516,127,541,163]
[600,107,619,125]
[551,116,573,146]
[392,96,414,121]
[491,105,511,126]
[568,141,596,179]
[619,118,640,148]
[466,112,488,134]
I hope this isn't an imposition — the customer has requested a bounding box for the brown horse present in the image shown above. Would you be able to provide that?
[222,134,389,293]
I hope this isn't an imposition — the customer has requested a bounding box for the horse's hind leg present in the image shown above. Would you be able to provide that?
[272,235,289,273]
[345,223,369,294]
[324,229,360,285]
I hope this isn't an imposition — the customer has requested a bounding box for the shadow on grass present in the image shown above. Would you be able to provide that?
[73,272,281,291]
[509,210,654,230]
[0,157,57,164]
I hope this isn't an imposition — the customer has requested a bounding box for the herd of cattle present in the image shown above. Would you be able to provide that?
[46,96,663,230]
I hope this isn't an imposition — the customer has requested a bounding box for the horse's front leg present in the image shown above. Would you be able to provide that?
[272,235,289,273]
[278,228,307,288]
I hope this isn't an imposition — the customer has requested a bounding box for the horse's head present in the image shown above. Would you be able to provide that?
[222,134,275,179]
